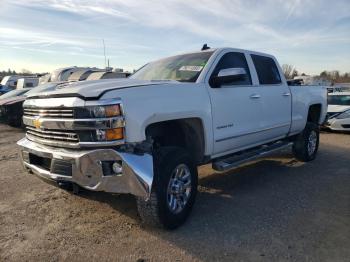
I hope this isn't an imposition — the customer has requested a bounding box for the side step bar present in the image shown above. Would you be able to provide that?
[212,141,293,172]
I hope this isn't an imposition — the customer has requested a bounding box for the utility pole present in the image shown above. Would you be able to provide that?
[102,39,107,70]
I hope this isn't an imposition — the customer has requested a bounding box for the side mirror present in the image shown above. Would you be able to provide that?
[210,68,247,88]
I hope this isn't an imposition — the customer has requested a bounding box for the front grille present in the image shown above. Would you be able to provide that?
[24,107,74,118]
[26,126,79,146]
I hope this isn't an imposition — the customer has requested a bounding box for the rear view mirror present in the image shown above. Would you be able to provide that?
[210,68,247,88]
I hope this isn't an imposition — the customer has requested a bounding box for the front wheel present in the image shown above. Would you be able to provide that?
[136,147,198,229]
[292,122,320,162]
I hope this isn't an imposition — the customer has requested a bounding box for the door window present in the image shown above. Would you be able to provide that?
[251,55,281,85]
[210,52,252,86]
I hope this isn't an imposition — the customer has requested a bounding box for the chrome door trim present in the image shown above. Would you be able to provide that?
[215,123,290,142]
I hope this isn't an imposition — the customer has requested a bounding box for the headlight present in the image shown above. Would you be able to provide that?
[75,104,121,118]
[74,102,124,142]
[336,109,350,119]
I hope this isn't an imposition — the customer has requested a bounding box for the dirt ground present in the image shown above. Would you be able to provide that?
[0,123,349,262]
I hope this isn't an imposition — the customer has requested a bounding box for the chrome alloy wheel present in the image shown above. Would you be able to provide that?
[167,164,192,214]
[307,130,317,155]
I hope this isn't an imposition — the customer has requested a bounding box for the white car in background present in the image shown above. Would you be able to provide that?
[325,92,350,131]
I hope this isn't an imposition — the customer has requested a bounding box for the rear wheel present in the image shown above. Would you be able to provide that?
[136,147,198,229]
[292,122,320,162]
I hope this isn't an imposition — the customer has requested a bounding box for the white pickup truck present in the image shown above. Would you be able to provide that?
[18,47,327,229]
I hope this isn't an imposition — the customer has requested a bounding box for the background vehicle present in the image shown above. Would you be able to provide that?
[68,68,105,81]
[38,67,99,84]
[0,82,64,127]
[1,75,21,89]
[16,77,39,89]
[0,88,32,126]
[86,71,131,81]
[0,75,22,94]
[0,75,39,94]
[17,47,327,229]
[0,88,31,100]
[324,92,350,131]
[0,85,13,95]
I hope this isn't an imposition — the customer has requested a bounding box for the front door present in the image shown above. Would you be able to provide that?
[207,52,264,156]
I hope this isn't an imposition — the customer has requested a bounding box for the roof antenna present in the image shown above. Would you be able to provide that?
[201,44,210,51]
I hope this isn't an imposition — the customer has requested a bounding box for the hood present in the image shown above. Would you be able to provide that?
[25,81,64,96]
[0,96,26,106]
[327,104,350,113]
[26,79,175,99]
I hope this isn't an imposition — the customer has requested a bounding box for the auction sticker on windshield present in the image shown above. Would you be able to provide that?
[179,65,203,72]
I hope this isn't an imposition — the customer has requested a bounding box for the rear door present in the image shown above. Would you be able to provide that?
[250,54,292,140]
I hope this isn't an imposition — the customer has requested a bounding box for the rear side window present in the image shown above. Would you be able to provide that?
[251,54,281,85]
[211,52,252,86]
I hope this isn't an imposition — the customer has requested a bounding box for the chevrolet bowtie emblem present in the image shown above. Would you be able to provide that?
[33,117,41,129]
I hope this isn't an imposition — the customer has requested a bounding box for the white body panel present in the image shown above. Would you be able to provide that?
[100,83,214,155]
[26,48,328,158]
[289,85,328,135]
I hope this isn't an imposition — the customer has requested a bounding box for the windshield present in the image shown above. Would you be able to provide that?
[130,51,214,82]
[1,76,11,85]
[0,89,29,99]
[328,95,350,105]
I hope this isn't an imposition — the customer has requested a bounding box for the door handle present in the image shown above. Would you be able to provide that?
[282,92,291,96]
[250,94,261,99]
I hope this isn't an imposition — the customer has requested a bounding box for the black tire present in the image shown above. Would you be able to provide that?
[136,147,198,229]
[292,122,320,162]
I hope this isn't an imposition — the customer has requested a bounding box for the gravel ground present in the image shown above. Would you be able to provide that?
[0,123,349,262]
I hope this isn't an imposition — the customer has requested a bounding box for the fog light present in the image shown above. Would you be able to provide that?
[112,162,123,174]
[22,151,30,163]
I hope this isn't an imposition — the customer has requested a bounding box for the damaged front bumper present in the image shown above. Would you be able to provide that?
[17,138,154,199]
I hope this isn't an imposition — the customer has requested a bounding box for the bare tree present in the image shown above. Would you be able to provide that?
[282,64,298,79]
[21,68,32,75]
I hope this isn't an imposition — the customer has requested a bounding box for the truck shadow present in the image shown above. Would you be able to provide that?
[74,189,141,222]
[76,152,298,223]
[75,145,349,261]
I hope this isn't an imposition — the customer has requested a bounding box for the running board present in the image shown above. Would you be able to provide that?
[212,141,293,172]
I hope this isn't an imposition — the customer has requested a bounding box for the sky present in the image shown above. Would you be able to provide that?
[0,0,349,75]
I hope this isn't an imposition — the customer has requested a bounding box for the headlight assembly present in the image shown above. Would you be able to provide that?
[75,104,121,118]
[73,101,124,142]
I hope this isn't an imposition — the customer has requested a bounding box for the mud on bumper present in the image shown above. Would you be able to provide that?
[17,138,154,199]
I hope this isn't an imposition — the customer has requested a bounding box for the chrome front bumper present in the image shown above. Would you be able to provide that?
[17,138,154,199]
